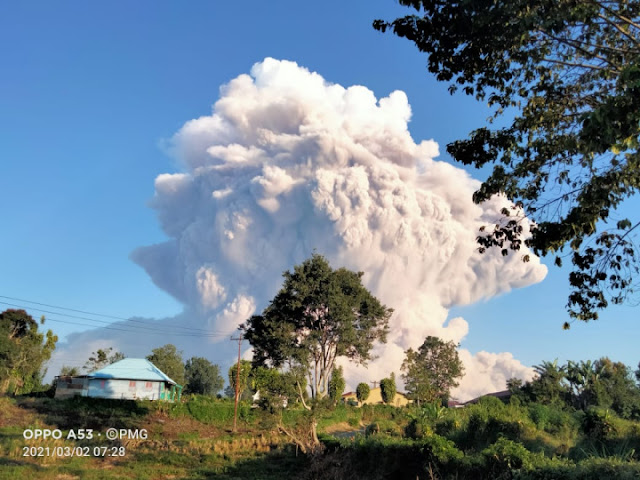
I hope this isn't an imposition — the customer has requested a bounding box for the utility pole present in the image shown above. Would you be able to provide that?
[371,380,378,389]
[231,333,243,433]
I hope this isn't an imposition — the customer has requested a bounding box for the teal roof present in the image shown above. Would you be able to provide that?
[88,358,177,385]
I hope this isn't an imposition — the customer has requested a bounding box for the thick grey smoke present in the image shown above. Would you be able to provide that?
[53,58,545,400]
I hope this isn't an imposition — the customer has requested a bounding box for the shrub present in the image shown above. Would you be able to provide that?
[483,438,533,478]
[582,408,617,440]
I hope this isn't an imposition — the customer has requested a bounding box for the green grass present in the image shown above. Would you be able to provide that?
[4,393,640,479]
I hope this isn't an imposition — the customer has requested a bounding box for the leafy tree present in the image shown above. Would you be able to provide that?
[227,360,254,402]
[401,336,464,406]
[328,365,346,404]
[521,359,569,406]
[566,359,603,409]
[146,344,185,386]
[374,1,640,324]
[356,382,371,404]
[0,309,57,394]
[251,366,302,411]
[244,253,392,405]
[83,347,125,373]
[591,357,640,418]
[380,372,397,405]
[184,357,223,395]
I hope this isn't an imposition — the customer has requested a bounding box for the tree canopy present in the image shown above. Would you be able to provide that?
[380,372,397,404]
[0,309,57,394]
[244,253,392,404]
[514,357,640,418]
[146,344,185,386]
[356,382,371,404]
[184,357,223,395]
[374,1,640,324]
[401,336,464,405]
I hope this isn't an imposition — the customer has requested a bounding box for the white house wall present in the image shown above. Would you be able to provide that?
[87,379,165,400]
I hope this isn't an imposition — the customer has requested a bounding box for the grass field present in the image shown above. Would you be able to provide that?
[0,395,311,480]
[3,394,640,479]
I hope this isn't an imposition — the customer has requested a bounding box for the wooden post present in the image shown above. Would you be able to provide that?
[231,333,243,433]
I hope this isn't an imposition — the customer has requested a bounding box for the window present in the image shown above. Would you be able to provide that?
[100,380,105,389]
[129,381,136,389]
[145,382,152,390]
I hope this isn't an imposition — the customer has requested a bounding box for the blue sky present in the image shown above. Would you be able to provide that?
[1,1,638,380]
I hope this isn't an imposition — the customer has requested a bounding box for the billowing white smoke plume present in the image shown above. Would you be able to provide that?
[53,58,545,400]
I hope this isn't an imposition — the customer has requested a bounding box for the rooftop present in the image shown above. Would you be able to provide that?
[88,358,177,385]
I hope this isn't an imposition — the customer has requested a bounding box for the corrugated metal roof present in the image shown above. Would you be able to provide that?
[88,358,177,385]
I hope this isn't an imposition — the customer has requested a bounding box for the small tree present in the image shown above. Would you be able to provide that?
[328,366,346,405]
[356,382,370,404]
[147,344,185,386]
[251,366,301,411]
[401,336,464,406]
[84,347,125,373]
[380,373,397,405]
[184,357,223,395]
[228,360,253,401]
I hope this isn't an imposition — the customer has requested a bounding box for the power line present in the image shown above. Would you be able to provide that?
[40,315,228,338]
[0,301,227,337]
[0,294,220,334]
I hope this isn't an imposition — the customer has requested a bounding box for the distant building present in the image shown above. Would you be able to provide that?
[342,387,411,407]
[54,358,182,402]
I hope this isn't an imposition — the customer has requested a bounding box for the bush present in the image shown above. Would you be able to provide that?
[365,419,401,437]
[422,434,464,463]
[483,438,533,478]
[582,408,617,440]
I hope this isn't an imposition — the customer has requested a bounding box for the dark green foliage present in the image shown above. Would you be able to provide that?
[380,372,396,404]
[328,366,345,404]
[524,360,570,407]
[83,347,125,373]
[405,403,446,439]
[244,253,392,401]
[0,309,57,394]
[581,408,618,440]
[483,438,535,479]
[374,0,640,323]
[356,382,370,404]
[516,357,640,418]
[401,336,464,405]
[184,357,223,395]
[146,344,185,386]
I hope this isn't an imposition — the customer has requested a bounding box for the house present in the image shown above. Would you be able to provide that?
[342,387,411,407]
[54,358,182,402]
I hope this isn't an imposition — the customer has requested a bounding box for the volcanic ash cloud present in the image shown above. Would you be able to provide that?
[128,58,545,399]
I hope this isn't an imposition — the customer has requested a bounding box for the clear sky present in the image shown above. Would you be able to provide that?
[1,1,638,391]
